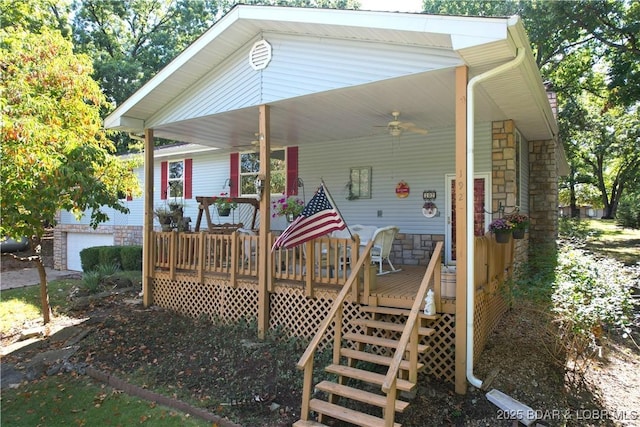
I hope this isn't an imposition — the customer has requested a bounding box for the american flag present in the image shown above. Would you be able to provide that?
[272,184,346,250]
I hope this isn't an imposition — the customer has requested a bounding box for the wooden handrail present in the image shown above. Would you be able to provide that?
[381,241,443,393]
[296,239,374,369]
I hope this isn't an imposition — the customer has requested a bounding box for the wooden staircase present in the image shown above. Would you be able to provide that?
[294,241,444,427]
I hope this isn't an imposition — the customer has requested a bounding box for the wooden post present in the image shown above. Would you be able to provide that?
[142,128,154,307]
[257,104,271,340]
[454,65,468,395]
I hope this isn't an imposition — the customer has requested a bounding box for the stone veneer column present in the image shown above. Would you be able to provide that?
[493,119,559,246]
[529,139,559,244]
[492,120,518,215]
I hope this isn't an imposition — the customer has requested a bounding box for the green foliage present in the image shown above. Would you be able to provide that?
[98,246,121,269]
[509,242,558,304]
[79,247,101,272]
[80,245,142,272]
[558,217,594,242]
[551,247,636,382]
[0,25,141,241]
[0,375,209,426]
[616,190,640,229]
[81,270,102,293]
[121,245,143,270]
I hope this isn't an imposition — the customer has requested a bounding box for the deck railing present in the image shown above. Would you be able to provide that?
[151,231,362,290]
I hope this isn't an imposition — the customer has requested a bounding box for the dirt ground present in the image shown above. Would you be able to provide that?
[2,238,639,426]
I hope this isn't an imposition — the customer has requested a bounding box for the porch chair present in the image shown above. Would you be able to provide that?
[236,228,256,263]
[370,225,400,275]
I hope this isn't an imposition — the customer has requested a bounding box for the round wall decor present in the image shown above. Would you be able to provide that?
[395,181,410,198]
[422,201,437,218]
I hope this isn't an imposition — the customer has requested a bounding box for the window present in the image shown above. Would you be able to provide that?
[239,149,286,196]
[168,160,184,198]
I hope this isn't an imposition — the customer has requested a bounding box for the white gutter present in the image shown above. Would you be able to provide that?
[466,44,525,389]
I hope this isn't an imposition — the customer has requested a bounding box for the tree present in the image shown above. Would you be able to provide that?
[561,91,640,219]
[72,0,224,153]
[421,1,640,220]
[1,25,140,324]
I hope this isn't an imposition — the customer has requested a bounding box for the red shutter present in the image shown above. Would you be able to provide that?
[184,158,193,199]
[286,146,299,196]
[230,153,239,197]
[160,161,168,200]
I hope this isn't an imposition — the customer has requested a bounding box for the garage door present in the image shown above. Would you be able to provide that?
[66,233,113,271]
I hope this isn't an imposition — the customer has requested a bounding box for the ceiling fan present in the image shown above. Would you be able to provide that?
[381,111,428,136]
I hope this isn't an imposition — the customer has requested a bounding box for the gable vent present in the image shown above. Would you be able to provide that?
[249,40,272,71]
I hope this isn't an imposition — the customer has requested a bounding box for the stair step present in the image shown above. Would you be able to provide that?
[308,398,401,427]
[316,380,410,412]
[343,332,430,354]
[341,348,424,372]
[354,318,435,337]
[361,305,439,320]
[325,364,415,392]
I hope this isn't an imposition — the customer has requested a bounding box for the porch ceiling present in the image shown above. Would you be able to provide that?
[151,68,508,150]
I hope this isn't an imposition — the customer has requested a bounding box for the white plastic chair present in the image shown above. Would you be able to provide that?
[237,228,256,263]
[370,225,400,275]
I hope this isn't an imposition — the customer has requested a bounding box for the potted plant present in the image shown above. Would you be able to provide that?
[489,217,513,243]
[272,196,305,222]
[505,212,529,239]
[212,192,237,216]
[155,207,173,231]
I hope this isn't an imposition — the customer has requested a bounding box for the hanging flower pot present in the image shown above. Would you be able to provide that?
[218,206,231,217]
[494,230,512,244]
[512,228,525,239]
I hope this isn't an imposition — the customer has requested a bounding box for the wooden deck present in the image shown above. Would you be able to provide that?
[368,265,455,312]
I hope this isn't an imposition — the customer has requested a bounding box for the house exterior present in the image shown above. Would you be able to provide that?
[55,5,567,423]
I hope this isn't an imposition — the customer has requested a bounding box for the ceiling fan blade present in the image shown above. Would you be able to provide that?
[399,122,428,135]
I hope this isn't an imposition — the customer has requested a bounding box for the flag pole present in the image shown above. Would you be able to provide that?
[320,178,354,240]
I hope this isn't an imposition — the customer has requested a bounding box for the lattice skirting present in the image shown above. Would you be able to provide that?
[473,281,509,362]
[152,273,259,324]
[151,275,506,386]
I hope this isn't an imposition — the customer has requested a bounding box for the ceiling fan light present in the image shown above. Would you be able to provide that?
[389,127,402,137]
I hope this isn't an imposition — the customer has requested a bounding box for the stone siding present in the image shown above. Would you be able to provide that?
[528,139,559,244]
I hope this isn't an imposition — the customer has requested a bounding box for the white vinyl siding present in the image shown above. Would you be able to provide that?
[149,33,461,128]
[298,123,491,235]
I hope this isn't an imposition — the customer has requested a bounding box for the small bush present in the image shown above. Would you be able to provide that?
[81,270,102,293]
[558,217,593,242]
[552,247,636,384]
[616,192,640,229]
[99,246,121,269]
[79,247,101,272]
[120,245,142,271]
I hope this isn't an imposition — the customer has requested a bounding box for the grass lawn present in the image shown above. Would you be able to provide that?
[0,374,210,427]
[583,219,640,265]
[1,272,211,426]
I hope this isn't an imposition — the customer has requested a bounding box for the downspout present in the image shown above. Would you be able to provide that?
[466,45,525,389]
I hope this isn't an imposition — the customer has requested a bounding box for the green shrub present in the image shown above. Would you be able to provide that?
[120,245,142,271]
[551,247,636,384]
[81,270,102,293]
[558,216,593,241]
[616,191,640,229]
[79,246,102,272]
[98,246,121,269]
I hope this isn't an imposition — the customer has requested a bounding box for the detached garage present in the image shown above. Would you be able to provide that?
[66,232,113,271]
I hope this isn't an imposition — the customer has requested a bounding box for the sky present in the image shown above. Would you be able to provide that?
[357,0,424,13]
